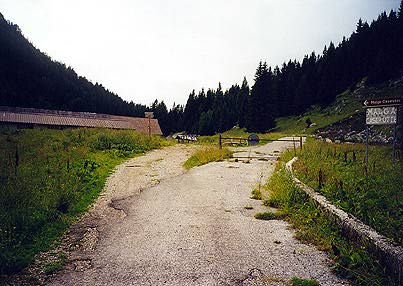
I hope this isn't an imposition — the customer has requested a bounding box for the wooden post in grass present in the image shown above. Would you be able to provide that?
[219,134,222,149]
[299,136,303,151]
[393,124,397,163]
[318,168,323,189]
[14,147,19,175]
[365,126,369,166]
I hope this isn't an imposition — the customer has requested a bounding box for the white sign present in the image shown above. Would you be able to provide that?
[366,106,397,125]
[144,112,154,119]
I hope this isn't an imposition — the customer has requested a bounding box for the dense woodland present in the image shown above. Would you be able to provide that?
[0,13,148,117]
[1,3,403,135]
[171,3,403,135]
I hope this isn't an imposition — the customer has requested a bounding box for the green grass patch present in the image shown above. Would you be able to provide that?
[183,146,232,169]
[290,277,320,286]
[244,205,253,210]
[265,149,395,285]
[254,211,283,220]
[0,127,169,275]
[275,90,362,135]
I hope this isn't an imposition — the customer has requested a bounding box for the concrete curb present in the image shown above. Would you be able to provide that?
[286,157,403,284]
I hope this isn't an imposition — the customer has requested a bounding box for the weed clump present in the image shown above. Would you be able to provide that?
[254,211,284,220]
[250,188,262,200]
[290,277,320,286]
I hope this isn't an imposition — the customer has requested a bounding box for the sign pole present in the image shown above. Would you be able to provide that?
[393,124,397,163]
[144,112,154,138]
[365,126,369,166]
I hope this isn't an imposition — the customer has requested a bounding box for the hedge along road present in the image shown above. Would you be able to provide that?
[47,139,349,286]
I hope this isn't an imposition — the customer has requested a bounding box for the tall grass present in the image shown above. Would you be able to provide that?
[265,162,391,285]
[293,138,403,246]
[264,139,402,285]
[0,127,169,275]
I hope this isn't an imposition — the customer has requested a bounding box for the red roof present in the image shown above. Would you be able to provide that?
[0,106,162,135]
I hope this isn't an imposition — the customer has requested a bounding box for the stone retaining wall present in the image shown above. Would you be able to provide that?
[286,157,403,284]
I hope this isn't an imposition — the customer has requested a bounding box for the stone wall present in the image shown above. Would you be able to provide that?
[286,157,403,284]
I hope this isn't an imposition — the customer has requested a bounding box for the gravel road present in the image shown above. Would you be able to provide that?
[46,140,349,286]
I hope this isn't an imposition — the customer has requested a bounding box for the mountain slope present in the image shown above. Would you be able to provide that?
[0,13,146,117]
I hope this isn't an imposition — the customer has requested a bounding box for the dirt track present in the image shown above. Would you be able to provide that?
[45,140,348,286]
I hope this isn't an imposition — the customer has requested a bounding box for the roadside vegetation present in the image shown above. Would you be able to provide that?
[0,127,169,275]
[293,138,402,246]
[263,139,400,285]
[183,146,232,169]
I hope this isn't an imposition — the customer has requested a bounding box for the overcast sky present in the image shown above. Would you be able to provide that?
[0,0,400,107]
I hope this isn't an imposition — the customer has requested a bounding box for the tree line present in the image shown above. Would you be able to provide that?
[1,2,403,136]
[158,2,403,135]
[0,13,148,118]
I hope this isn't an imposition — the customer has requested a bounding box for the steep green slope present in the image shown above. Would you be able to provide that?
[275,79,403,144]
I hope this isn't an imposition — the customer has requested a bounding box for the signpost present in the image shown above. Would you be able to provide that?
[364,97,401,164]
[247,134,259,146]
[144,112,154,137]
[366,106,398,125]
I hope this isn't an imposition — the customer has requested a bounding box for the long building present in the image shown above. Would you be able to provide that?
[0,106,162,135]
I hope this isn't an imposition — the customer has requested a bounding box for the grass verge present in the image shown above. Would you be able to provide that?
[264,147,395,285]
[0,127,169,275]
[292,138,402,246]
[183,146,232,169]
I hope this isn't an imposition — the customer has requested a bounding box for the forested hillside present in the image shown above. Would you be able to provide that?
[1,3,403,137]
[0,13,149,117]
[168,2,403,135]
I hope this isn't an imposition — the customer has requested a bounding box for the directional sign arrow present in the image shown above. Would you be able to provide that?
[363,97,402,108]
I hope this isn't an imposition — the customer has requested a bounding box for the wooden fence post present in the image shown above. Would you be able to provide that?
[219,134,222,149]
[299,136,303,151]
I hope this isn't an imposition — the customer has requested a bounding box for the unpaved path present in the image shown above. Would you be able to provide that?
[47,140,348,286]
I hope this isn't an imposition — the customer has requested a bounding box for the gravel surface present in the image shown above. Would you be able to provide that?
[45,139,349,286]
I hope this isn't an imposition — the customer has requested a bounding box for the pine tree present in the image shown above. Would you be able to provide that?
[245,62,276,132]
